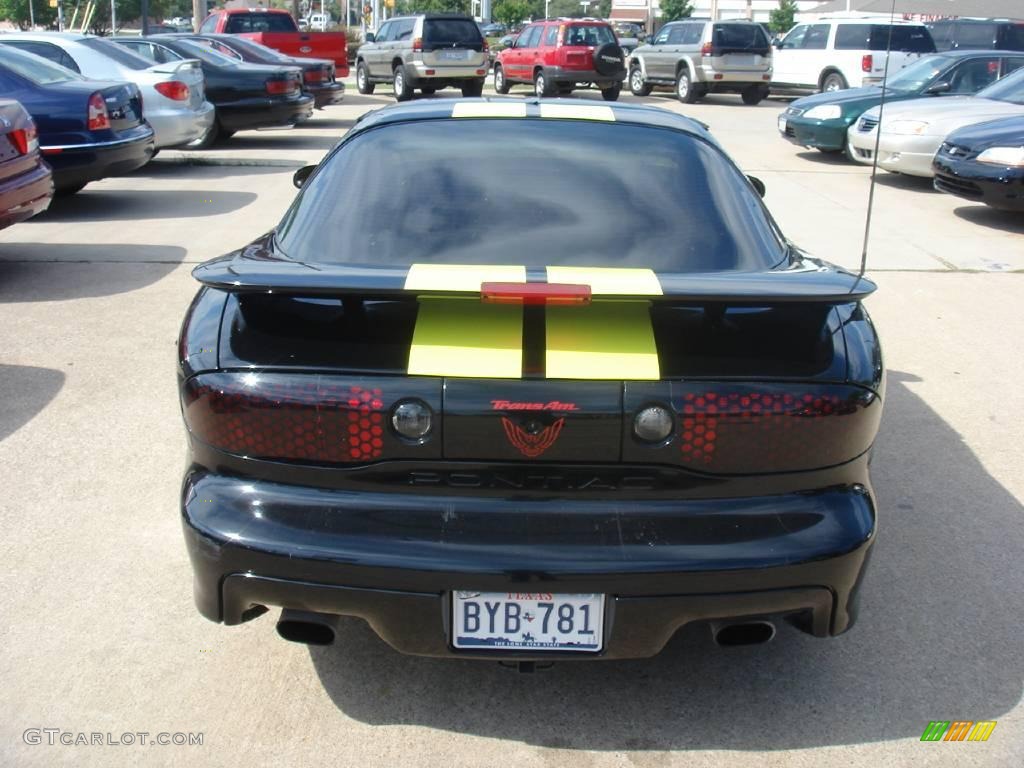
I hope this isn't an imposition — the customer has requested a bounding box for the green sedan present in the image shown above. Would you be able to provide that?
[778,50,1024,157]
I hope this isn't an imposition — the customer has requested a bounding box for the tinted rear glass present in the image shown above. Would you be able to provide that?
[169,39,243,67]
[423,19,483,45]
[565,25,615,46]
[1001,24,1024,50]
[712,24,769,50]
[976,66,1024,104]
[224,14,297,33]
[277,120,782,272]
[80,37,153,69]
[835,24,935,52]
[955,22,997,49]
[0,45,82,84]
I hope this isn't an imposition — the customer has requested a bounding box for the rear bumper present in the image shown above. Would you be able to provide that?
[182,469,877,659]
[216,94,315,132]
[42,127,155,190]
[407,61,488,80]
[309,81,345,108]
[146,101,216,149]
[697,66,771,88]
[0,160,52,229]
[545,66,626,87]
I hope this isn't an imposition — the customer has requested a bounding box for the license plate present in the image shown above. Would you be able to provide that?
[438,49,469,60]
[452,591,604,652]
[725,54,755,66]
[777,115,787,133]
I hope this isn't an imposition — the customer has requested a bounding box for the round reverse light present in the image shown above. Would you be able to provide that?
[634,405,673,443]
[391,399,432,440]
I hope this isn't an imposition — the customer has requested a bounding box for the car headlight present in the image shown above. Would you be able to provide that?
[887,120,930,135]
[976,146,1024,167]
[802,104,842,120]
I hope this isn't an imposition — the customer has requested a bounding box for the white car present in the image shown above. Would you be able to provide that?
[0,32,214,149]
[847,67,1024,177]
[772,15,935,93]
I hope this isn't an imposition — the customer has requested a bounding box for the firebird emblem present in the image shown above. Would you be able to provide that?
[501,417,565,458]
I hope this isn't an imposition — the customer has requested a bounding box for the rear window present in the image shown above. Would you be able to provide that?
[170,39,243,67]
[955,22,998,49]
[80,37,154,70]
[224,13,298,33]
[423,19,483,46]
[712,24,769,51]
[277,120,783,273]
[1001,24,1024,51]
[565,25,615,47]
[0,45,82,84]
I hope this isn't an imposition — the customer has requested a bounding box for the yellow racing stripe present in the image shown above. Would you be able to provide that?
[404,263,527,292]
[408,298,522,378]
[545,266,662,296]
[545,301,659,380]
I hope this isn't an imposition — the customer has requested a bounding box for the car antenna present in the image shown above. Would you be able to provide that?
[857,0,899,285]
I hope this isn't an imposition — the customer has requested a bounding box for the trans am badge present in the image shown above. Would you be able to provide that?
[501,417,565,458]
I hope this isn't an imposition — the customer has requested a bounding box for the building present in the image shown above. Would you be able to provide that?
[805,0,1023,20]
[610,1,821,28]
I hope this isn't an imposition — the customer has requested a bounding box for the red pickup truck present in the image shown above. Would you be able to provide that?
[199,8,348,76]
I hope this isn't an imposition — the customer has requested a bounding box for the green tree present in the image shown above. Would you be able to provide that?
[493,0,529,28]
[768,0,798,35]
[394,0,470,14]
[0,0,57,29]
[658,0,692,23]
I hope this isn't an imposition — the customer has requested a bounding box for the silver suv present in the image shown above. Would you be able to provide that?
[629,20,772,104]
[355,14,488,101]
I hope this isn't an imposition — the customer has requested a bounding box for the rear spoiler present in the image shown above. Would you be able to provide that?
[147,59,203,75]
[193,245,876,304]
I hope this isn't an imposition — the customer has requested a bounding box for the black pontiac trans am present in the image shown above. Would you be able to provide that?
[177,100,884,661]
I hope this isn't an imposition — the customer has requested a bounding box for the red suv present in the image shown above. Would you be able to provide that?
[494,19,626,100]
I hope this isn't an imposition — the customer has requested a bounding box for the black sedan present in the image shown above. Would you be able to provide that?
[933,115,1024,211]
[0,46,153,194]
[176,34,344,109]
[114,36,313,148]
[178,100,883,661]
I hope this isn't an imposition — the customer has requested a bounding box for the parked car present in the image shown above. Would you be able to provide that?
[628,18,771,104]
[779,51,1024,157]
[848,66,1024,177]
[933,115,1024,211]
[493,19,626,100]
[177,34,343,109]
[0,32,213,150]
[480,22,506,38]
[0,98,52,229]
[771,15,935,94]
[0,46,154,194]
[927,18,1024,53]
[614,22,646,42]
[308,13,333,32]
[356,14,488,100]
[178,99,884,659]
[198,8,348,76]
[114,36,313,148]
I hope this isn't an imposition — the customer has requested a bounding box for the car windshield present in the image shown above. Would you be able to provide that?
[277,119,783,272]
[171,39,243,67]
[0,45,82,84]
[975,66,1024,104]
[224,14,297,33]
[884,54,952,92]
[80,37,154,70]
[565,25,615,46]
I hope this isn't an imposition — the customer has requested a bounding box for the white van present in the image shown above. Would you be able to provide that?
[308,13,334,31]
[772,15,936,93]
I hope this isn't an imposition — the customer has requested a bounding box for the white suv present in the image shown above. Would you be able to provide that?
[772,15,936,93]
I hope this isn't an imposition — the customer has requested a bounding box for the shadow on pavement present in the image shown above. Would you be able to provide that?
[873,172,937,194]
[34,189,258,222]
[0,365,64,443]
[0,244,186,301]
[309,369,1023,750]
[795,149,853,166]
[129,162,300,179]
[297,118,356,131]
[223,133,344,151]
[952,204,1024,235]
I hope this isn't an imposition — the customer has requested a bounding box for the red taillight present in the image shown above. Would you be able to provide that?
[862,54,873,73]
[412,37,423,52]
[154,80,190,101]
[8,123,37,155]
[303,69,327,84]
[87,92,110,131]
[481,282,592,306]
[701,42,714,57]
[266,78,297,95]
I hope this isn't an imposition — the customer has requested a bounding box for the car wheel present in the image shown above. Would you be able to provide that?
[461,79,484,98]
[494,65,511,94]
[821,72,848,93]
[182,119,220,150]
[675,68,698,104]
[741,85,766,105]
[629,65,652,96]
[421,86,436,96]
[393,65,413,101]
[356,61,374,94]
[601,84,621,102]
[534,70,554,98]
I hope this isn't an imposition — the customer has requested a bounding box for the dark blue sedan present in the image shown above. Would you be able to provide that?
[933,115,1024,210]
[0,45,154,194]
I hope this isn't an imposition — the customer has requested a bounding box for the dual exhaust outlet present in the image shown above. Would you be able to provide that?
[275,609,777,650]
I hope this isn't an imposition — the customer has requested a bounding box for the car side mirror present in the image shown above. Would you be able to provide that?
[364,32,375,43]
[925,80,951,95]
[293,165,316,189]
[748,175,766,198]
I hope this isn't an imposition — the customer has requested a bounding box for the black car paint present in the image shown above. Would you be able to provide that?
[933,115,1024,211]
[177,102,884,659]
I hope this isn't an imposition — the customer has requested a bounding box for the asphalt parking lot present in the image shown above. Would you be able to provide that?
[1,86,1022,767]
